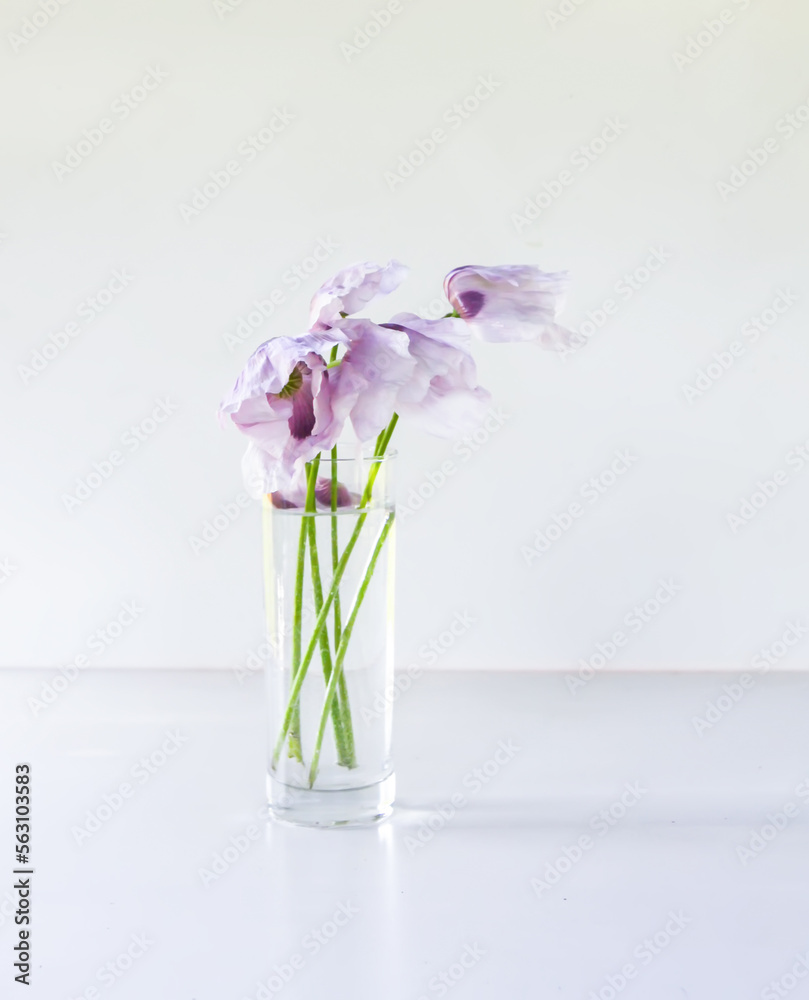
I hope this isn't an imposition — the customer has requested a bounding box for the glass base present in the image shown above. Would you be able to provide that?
[267,772,395,828]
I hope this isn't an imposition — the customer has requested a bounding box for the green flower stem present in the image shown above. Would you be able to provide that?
[327,344,354,757]
[329,344,342,651]
[364,413,398,504]
[307,511,395,787]
[305,460,356,768]
[271,413,399,770]
[272,508,370,768]
[330,444,356,763]
[335,666,355,767]
[330,446,343,650]
[286,480,310,763]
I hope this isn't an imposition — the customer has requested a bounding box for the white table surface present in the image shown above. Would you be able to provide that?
[4,667,809,1000]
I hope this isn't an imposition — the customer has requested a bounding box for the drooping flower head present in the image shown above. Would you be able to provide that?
[325,318,417,443]
[220,331,346,495]
[381,314,491,437]
[444,264,573,348]
[309,259,408,331]
[323,314,490,443]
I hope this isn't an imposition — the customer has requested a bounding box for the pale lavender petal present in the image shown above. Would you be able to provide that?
[380,312,491,438]
[220,331,342,416]
[349,382,401,442]
[229,393,293,454]
[289,370,316,440]
[330,319,416,442]
[538,322,576,351]
[270,492,298,509]
[455,289,485,319]
[444,264,574,346]
[266,467,356,510]
[222,332,349,494]
[399,383,492,438]
[309,260,408,331]
[312,361,364,447]
[314,477,355,508]
[386,312,471,349]
[242,441,285,497]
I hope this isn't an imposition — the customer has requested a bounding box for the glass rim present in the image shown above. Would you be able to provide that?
[324,448,398,463]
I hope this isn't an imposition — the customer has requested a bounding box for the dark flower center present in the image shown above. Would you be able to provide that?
[456,290,485,319]
[277,366,304,399]
[270,363,316,440]
[289,383,316,439]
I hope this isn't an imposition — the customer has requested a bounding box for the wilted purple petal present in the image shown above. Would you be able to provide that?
[314,477,355,508]
[309,260,408,331]
[455,289,485,319]
[444,264,574,346]
[220,332,343,416]
[329,318,416,442]
[221,332,347,493]
[270,492,298,509]
[288,368,316,440]
[266,473,357,510]
[381,312,491,437]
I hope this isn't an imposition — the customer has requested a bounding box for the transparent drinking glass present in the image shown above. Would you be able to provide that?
[263,451,396,826]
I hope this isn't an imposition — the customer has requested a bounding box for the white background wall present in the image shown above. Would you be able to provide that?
[2,0,808,673]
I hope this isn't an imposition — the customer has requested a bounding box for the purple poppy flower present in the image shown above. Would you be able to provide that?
[326,314,491,442]
[220,332,346,493]
[327,318,418,442]
[309,260,408,332]
[444,264,573,348]
[382,314,492,437]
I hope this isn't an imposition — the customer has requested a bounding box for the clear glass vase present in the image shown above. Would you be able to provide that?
[263,451,396,826]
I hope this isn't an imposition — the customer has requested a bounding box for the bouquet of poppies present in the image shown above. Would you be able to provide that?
[221,260,572,789]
